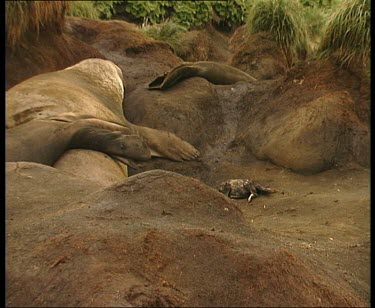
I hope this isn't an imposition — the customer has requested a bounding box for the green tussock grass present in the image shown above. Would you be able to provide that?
[303,6,327,43]
[141,20,187,49]
[318,0,370,67]
[66,1,101,20]
[6,1,70,49]
[246,0,309,66]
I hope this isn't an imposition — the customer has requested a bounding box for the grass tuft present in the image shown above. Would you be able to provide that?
[302,5,328,51]
[318,0,370,67]
[66,1,101,20]
[66,1,118,20]
[141,20,187,50]
[246,0,309,66]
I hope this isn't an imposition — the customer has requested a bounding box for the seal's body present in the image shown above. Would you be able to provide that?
[6,59,127,129]
[6,115,150,166]
[149,61,257,90]
[6,58,199,166]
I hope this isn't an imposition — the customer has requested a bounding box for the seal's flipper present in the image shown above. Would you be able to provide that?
[112,155,139,169]
[70,126,151,161]
[134,125,200,161]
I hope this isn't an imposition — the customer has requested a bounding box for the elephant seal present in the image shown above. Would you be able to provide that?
[218,179,275,202]
[148,61,257,90]
[6,58,199,165]
[6,114,150,166]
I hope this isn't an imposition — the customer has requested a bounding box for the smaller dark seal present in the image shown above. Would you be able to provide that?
[218,179,275,202]
[148,61,257,90]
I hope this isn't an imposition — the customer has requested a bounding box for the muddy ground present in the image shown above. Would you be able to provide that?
[6,17,370,306]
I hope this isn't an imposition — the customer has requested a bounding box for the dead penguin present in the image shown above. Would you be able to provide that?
[218,179,275,202]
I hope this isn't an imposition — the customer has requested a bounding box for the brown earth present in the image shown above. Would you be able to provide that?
[230,27,289,80]
[6,16,370,306]
[6,163,368,307]
[175,24,231,63]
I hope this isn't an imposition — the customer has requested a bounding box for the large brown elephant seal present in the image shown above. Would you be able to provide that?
[6,114,151,166]
[148,61,257,90]
[6,58,199,166]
